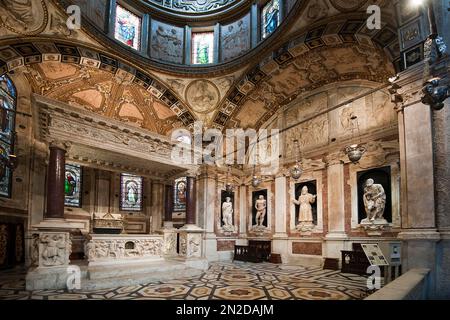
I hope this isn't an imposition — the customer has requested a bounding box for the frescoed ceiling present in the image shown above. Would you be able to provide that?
[25,62,183,135]
[0,0,404,137]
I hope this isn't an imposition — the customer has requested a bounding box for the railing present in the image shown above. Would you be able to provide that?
[365,268,430,300]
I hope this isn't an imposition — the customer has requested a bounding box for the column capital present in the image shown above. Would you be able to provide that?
[49,140,72,152]
[324,151,346,167]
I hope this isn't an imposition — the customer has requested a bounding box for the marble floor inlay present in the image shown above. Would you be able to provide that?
[0,262,370,300]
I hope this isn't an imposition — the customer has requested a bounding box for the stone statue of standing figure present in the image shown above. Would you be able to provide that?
[221,196,235,232]
[361,178,387,225]
[293,186,316,224]
[254,195,267,227]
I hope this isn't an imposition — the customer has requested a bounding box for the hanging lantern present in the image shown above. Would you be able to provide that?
[251,164,261,188]
[252,175,261,188]
[291,164,302,180]
[290,139,302,180]
[345,144,366,164]
[344,115,366,164]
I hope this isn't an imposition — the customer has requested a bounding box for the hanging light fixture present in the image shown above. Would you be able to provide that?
[344,115,366,164]
[225,164,234,193]
[251,164,261,188]
[290,139,302,180]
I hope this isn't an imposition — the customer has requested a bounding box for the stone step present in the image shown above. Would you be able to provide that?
[87,260,189,280]
[81,264,202,291]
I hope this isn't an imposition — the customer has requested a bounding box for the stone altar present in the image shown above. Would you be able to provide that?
[85,234,164,266]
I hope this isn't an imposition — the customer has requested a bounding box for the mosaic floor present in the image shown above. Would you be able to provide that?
[0,262,370,300]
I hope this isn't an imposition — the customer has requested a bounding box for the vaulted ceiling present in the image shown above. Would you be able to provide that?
[25,62,183,135]
[0,0,401,137]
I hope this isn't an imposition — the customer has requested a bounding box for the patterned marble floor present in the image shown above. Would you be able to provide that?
[0,262,370,300]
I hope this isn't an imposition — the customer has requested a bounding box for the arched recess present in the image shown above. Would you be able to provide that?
[0,40,198,133]
[212,16,400,131]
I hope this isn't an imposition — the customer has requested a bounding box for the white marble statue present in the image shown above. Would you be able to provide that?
[293,186,316,225]
[221,197,234,231]
[362,178,386,223]
[254,195,267,227]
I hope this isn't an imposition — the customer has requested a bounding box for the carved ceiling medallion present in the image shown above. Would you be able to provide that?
[185,79,220,114]
[0,0,48,35]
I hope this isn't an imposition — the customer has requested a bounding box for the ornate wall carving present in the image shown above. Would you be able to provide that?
[150,20,184,64]
[85,236,163,262]
[221,14,250,62]
[34,232,72,267]
[0,0,48,35]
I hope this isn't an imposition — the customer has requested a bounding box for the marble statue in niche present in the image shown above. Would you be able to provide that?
[222,198,233,226]
[293,185,317,232]
[221,15,250,62]
[251,190,268,232]
[362,179,386,223]
[255,196,267,227]
[220,190,236,232]
[150,20,184,64]
[357,167,391,233]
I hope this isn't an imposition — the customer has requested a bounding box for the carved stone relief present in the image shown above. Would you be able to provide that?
[0,0,48,35]
[221,14,250,62]
[185,80,220,114]
[85,237,163,262]
[37,232,72,267]
[150,20,184,64]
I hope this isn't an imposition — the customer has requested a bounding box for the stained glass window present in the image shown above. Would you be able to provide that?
[192,32,214,65]
[0,75,16,198]
[114,4,141,50]
[173,177,187,212]
[64,164,82,207]
[262,0,280,39]
[120,173,143,211]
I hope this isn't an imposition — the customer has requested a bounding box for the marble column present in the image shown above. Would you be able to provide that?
[272,173,289,262]
[164,184,174,228]
[151,181,164,233]
[393,63,443,298]
[197,167,218,261]
[45,141,69,219]
[324,156,347,260]
[185,176,196,226]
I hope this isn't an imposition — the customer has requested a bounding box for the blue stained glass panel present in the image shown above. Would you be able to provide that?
[64,164,82,207]
[114,4,141,50]
[120,173,143,211]
[173,177,186,212]
[0,75,16,199]
[262,0,280,39]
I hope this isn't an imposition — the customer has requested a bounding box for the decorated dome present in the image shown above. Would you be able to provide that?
[145,0,242,14]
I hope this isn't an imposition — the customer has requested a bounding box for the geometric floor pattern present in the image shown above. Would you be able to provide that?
[0,262,370,300]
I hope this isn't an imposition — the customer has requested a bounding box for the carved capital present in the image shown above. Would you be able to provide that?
[49,140,71,152]
[324,151,346,167]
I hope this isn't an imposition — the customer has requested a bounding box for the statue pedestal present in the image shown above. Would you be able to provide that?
[162,228,178,256]
[361,219,390,236]
[296,222,315,234]
[26,231,73,290]
[178,225,208,271]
